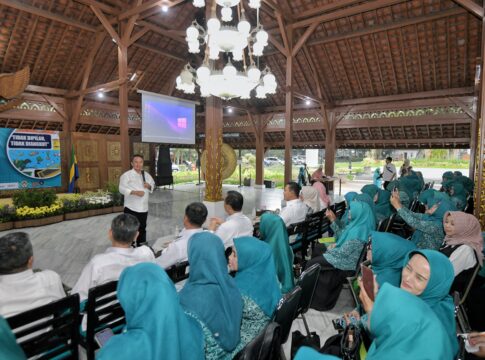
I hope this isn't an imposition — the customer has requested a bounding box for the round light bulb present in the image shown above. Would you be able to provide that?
[223,62,237,78]
[253,42,263,56]
[247,66,261,82]
[227,107,233,113]
[263,72,276,85]
[256,85,266,98]
[207,17,221,35]
[248,0,260,8]
[241,90,251,99]
[232,49,243,61]
[193,0,205,7]
[209,46,219,60]
[97,92,104,98]
[196,65,210,81]
[186,25,199,40]
[256,29,268,45]
[188,41,200,53]
[221,6,233,22]
[181,68,193,84]
[176,76,182,86]
[200,86,210,97]
[237,19,250,35]
[161,4,169,12]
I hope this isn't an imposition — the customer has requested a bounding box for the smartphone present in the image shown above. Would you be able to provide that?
[94,328,114,348]
[361,265,375,302]
[332,318,344,331]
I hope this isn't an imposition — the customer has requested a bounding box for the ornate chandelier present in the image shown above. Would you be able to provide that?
[175,0,277,100]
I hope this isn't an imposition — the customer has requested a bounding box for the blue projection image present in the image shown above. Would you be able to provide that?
[139,91,196,144]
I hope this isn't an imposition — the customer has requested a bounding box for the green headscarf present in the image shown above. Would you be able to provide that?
[368,283,453,360]
[450,182,467,210]
[374,189,392,219]
[294,347,340,360]
[361,184,379,200]
[354,193,377,224]
[371,231,416,287]
[259,213,295,293]
[426,197,457,224]
[385,180,399,192]
[399,175,422,200]
[0,316,25,360]
[98,263,204,360]
[455,175,474,194]
[341,191,358,226]
[180,232,243,352]
[418,189,436,204]
[442,171,454,182]
[336,201,375,247]
[233,236,282,317]
[403,250,457,356]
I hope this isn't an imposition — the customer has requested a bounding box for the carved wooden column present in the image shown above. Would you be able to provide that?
[324,109,336,177]
[204,96,223,202]
[255,114,265,186]
[474,5,485,225]
[118,43,130,171]
[284,27,294,184]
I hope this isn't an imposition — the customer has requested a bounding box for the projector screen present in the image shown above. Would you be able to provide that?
[139,91,196,144]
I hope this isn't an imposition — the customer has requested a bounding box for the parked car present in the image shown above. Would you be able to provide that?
[264,157,284,166]
[172,163,179,172]
[292,156,305,165]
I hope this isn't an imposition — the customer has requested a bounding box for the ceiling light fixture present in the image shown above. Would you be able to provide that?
[177,0,276,100]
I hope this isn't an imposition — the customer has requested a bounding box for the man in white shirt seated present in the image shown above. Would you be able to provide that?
[0,232,66,318]
[209,191,254,248]
[279,181,309,227]
[71,213,155,301]
[156,202,207,268]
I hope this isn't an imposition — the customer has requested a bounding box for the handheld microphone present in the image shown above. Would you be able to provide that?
[141,170,146,183]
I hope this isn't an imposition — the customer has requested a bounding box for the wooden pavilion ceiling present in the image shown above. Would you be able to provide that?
[0,0,481,148]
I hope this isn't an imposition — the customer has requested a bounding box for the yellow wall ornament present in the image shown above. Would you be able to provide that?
[201,142,238,180]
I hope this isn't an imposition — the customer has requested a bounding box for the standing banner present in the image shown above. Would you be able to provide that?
[0,129,61,190]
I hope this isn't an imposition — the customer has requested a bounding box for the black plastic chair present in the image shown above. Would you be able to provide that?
[333,201,346,219]
[463,194,474,214]
[454,292,470,360]
[166,260,190,283]
[7,294,80,360]
[80,280,125,360]
[273,286,302,345]
[295,263,321,336]
[233,322,281,360]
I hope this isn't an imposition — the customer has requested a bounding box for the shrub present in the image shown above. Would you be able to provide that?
[0,205,16,223]
[12,189,57,208]
[105,182,124,206]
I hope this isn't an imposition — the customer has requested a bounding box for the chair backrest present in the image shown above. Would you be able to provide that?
[377,216,392,232]
[387,214,412,239]
[296,263,321,316]
[409,197,419,212]
[166,261,190,283]
[463,194,474,214]
[303,211,323,241]
[84,280,125,360]
[273,286,302,344]
[320,212,331,236]
[7,294,80,360]
[458,261,480,305]
[286,221,306,237]
[334,201,346,219]
[235,322,281,360]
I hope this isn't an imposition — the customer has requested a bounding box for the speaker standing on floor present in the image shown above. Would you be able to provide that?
[156,147,173,187]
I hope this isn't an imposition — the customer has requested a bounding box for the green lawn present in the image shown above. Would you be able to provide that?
[173,158,469,189]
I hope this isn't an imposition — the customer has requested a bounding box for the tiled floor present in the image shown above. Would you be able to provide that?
[0,183,354,357]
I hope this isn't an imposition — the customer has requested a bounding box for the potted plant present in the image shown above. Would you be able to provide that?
[84,190,114,216]
[0,205,16,231]
[106,182,124,212]
[12,189,64,228]
[63,194,91,221]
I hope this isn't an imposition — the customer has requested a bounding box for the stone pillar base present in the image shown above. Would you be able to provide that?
[253,184,264,189]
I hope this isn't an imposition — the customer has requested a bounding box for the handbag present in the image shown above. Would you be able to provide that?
[291,330,321,358]
[340,324,362,360]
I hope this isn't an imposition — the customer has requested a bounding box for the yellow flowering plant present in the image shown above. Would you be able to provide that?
[15,200,63,220]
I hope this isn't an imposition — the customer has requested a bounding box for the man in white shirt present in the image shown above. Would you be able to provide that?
[156,202,207,268]
[119,154,155,246]
[209,191,254,248]
[279,181,308,227]
[382,156,397,190]
[71,213,155,301]
[0,232,65,318]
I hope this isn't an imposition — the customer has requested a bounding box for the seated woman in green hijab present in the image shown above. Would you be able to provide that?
[179,232,244,359]
[449,182,468,211]
[308,201,376,311]
[390,190,457,250]
[228,236,282,319]
[259,213,295,293]
[0,316,25,360]
[361,184,392,222]
[97,263,204,360]
[360,283,454,360]
[358,249,458,358]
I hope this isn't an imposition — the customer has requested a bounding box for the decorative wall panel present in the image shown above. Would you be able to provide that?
[107,141,121,161]
[76,140,99,162]
[133,142,150,160]
[108,167,123,184]
[77,166,100,190]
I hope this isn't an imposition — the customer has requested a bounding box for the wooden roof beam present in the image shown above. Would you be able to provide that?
[118,0,184,21]
[452,0,483,19]
[0,0,96,32]
[291,0,408,29]
[334,87,474,106]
